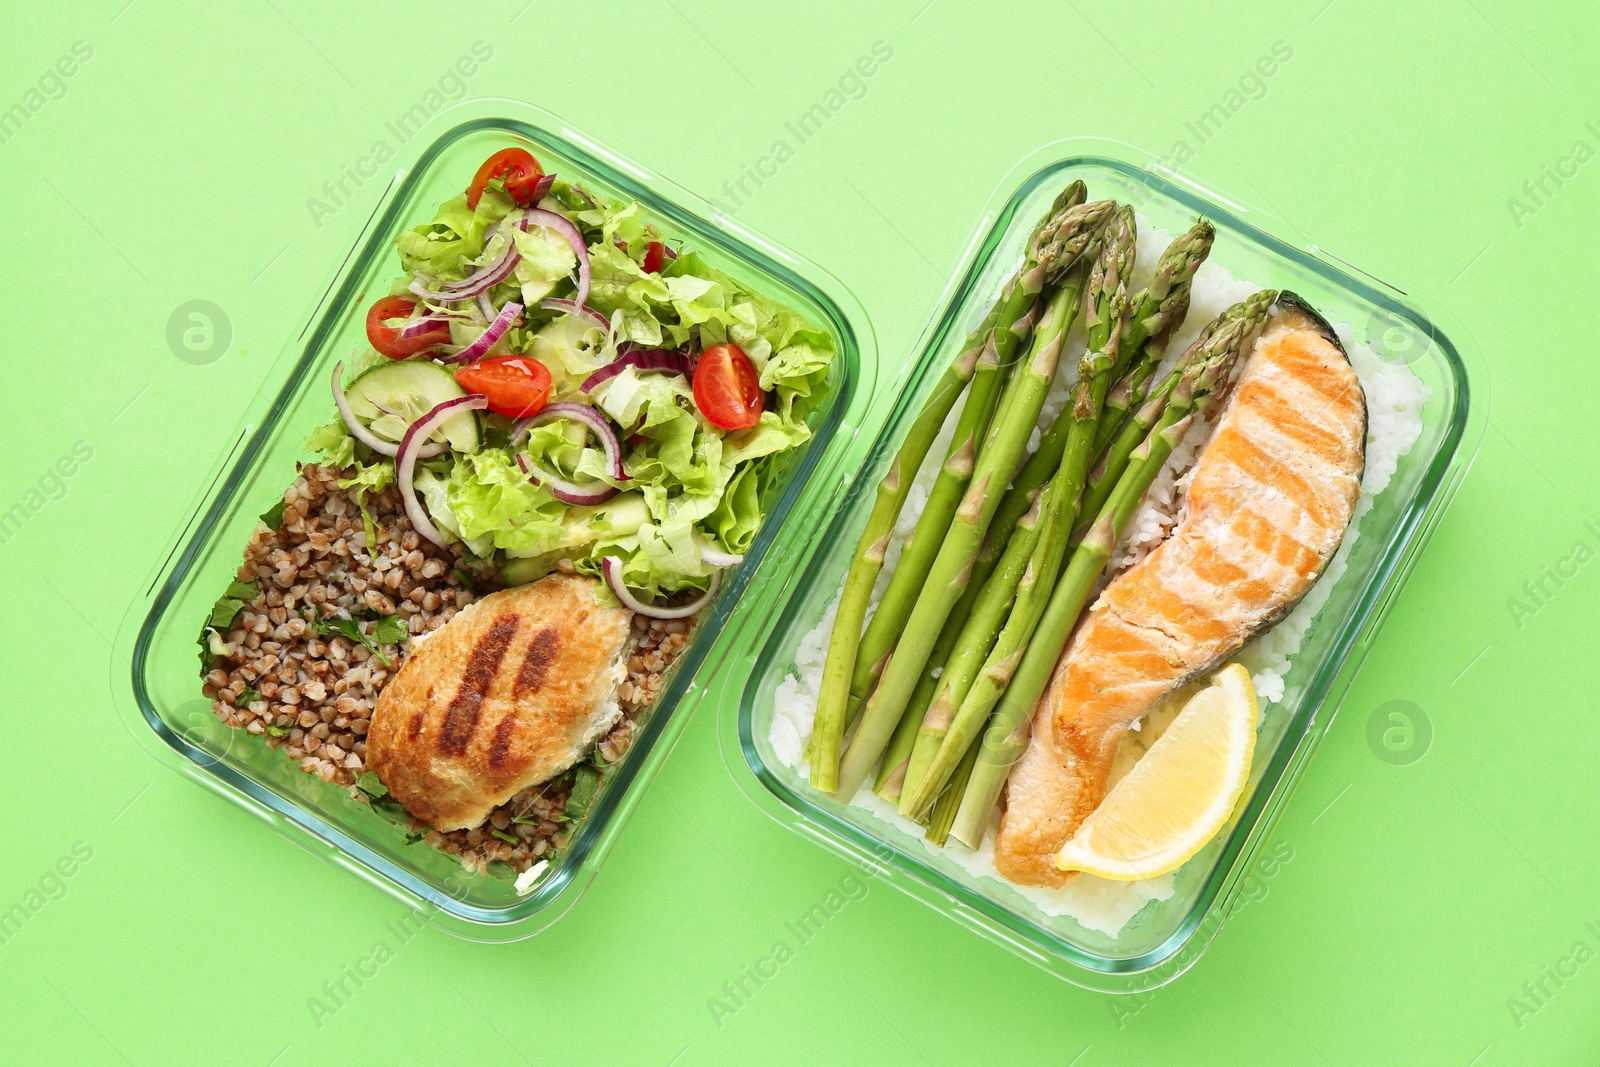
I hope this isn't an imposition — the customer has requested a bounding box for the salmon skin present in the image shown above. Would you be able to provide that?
[993,294,1366,887]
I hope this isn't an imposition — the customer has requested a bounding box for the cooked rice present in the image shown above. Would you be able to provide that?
[201,463,691,876]
[770,216,1431,935]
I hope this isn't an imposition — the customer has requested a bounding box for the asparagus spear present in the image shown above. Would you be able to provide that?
[973,219,1209,606]
[949,290,1277,847]
[1086,220,1215,486]
[806,184,1089,790]
[845,329,1010,713]
[805,350,972,790]
[900,207,1137,818]
[831,206,1112,799]
[1098,219,1214,434]
[895,483,1054,811]
[874,525,997,800]
[1079,289,1243,528]
[924,730,982,846]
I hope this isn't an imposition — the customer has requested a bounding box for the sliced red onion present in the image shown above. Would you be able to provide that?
[512,402,627,481]
[522,208,591,309]
[539,297,609,331]
[580,349,693,393]
[602,557,719,620]
[701,548,744,568]
[330,361,446,459]
[475,291,497,322]
[515,452,617,506]
[398,395,489,548]
[437,302,522,365]
[662,243,678,261]
[532,173,556,200]
[409,235,519,301]
[395,308,452,341]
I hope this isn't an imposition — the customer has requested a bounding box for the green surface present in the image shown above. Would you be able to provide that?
[1,1,1596,1063]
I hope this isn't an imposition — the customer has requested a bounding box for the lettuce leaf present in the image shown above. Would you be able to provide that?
[443,449,564,555]
[706,463,763,554]
[511,224,579,305]
[338,459,395,499]
[306,421,357,469]
[396,188,514,282]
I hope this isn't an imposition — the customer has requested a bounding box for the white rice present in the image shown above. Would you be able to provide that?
[769,217,1431,935]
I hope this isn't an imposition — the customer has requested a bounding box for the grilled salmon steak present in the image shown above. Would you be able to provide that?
[368,573,632,831]
[994,295,1366,887]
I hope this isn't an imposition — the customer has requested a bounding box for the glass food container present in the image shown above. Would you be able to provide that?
[714,139,1485,992]
[110,101,878,943]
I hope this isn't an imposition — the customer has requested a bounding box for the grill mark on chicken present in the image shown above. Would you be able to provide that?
[436,614,520,756]
[513,628,562,699]
[488,715,517,770]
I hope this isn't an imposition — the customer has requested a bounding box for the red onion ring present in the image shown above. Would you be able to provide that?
[330,361,447,460]
[532,173,556,201]
[701,548,744,568]
[580,349,693,393]
[522,208,591,308]
[602,557,719,620]
[437,301,522,365]
[511,402,628,481]
[539,297,610,332]
[395,308,452,341]
[397,394,490,548]
[475,291,497,322]
[409,214,528,302]
[515,452,618,506]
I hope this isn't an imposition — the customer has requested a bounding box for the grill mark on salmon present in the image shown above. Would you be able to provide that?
[993,296,1365,887]
[436,614,521,757]
[513,628,561,699]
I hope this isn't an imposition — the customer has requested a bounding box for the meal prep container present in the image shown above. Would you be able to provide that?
[713,139,1486,992]
[109,100,878,942]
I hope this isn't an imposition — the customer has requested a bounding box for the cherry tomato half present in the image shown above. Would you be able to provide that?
[642,240,667,274]
[467,148,545,211]
[693,343,763,431]
[366,296,452,360]
[455,355,552,419]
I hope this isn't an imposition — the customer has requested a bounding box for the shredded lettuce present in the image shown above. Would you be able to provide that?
[511,224,578,305]
[306,421,357,469]
[396,188,515,282]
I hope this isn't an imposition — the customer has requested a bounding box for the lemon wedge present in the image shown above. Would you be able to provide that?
[1056,663,1258,881]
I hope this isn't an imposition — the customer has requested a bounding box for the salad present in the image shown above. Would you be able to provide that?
[312,145,835,610]
[198,145,836,880]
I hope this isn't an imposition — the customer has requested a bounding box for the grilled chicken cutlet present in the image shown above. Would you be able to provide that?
[994,295,1366,887]
[368,574,632,831]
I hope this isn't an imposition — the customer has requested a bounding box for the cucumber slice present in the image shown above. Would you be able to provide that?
[345,361,481,453]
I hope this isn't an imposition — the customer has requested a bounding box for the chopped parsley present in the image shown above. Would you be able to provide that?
[266,724,292,738]
[355,771,388,799]
[564,766,602,821]
[310,608,410,667]
[207,580,257,631]
[490,829,519,845]
[237,686,260,707]
[198,579,259,673]
[259,500,287,530]
[354,771,408,819]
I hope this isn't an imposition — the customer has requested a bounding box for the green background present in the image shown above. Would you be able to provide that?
[3,0,1596,1063]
